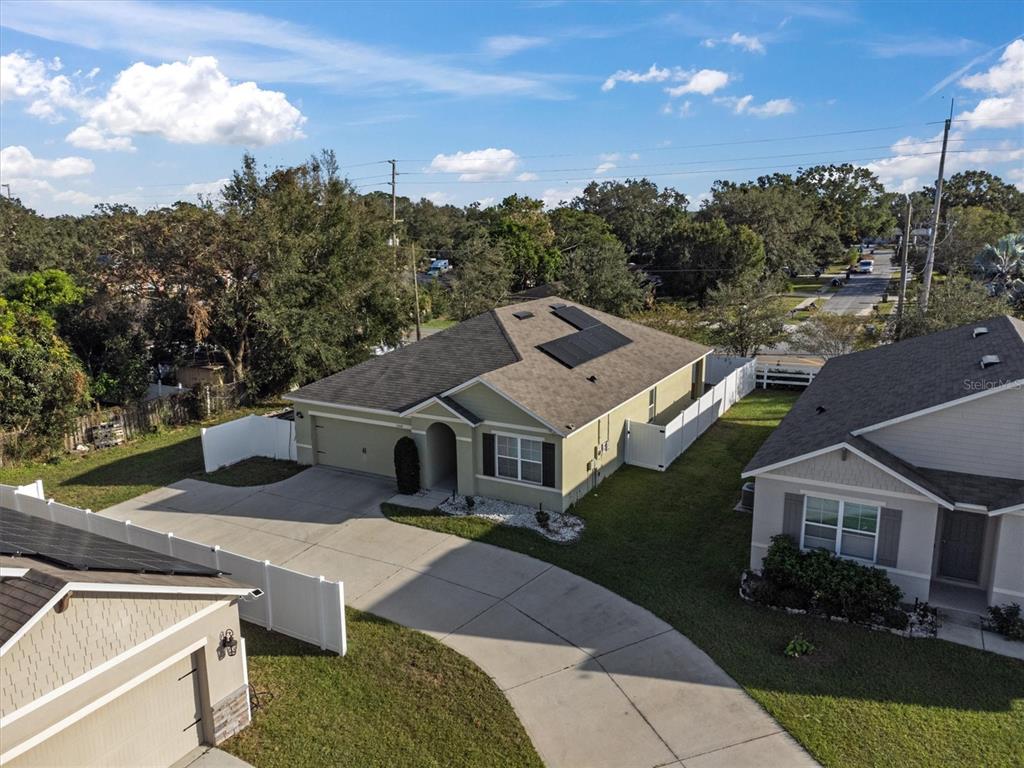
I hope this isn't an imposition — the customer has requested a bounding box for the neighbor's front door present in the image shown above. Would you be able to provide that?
[938,510,986,582]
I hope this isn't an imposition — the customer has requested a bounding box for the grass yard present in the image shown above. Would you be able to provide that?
[384,390,1024,768]
[0,410,303,510]
[423,316,456,331]
[223,615,542,768]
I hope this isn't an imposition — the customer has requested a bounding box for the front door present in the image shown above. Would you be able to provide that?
[938,510,986,582]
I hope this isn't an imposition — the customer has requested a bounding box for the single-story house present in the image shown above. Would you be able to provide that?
[743,315,1024,609]
[0,508,258,768]
[287,297,710,511]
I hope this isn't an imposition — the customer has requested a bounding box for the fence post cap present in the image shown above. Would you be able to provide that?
[166,532,175,539]
[319,575,326,583]
[85,509,93,514]
[212,544,221,552]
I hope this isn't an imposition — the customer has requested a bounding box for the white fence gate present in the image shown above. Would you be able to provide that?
[201,414,297,473]
[625,356,756,471]
[0,482,346,655]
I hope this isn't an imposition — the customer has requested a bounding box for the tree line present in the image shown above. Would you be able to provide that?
[2,149,1022,452]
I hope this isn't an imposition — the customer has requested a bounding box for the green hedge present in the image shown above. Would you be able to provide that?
[753,535,904,626]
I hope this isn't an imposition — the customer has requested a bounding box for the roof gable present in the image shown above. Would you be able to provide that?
[745,316,1024,474]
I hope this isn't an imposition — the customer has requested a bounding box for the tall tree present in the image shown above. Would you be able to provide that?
[449,236,513,319]
[701,174,836,273]
[933,171,1024,227]
[484,195,559,290]
[549,209,647,314]
[571,179,688,261]
[937,206,1016,274]
[651,217,765,303]
[894,276,1007,340]
[796,164,894,244]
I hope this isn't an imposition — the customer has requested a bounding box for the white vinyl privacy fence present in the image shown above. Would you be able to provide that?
[201,414,296,473]
[626,355,756,471]
[0,481,346,655]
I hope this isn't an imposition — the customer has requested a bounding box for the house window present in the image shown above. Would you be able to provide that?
[496,435,544,484]
[802,495,879,562]
[648,389,657,422]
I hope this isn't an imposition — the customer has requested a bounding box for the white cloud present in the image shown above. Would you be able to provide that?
[541,186,584,209]
[183,178,230,196]
[516,172,539,181]
[595,161,616,175]
[957,39,1024,129]
[1,0,558,99]
[702,32,765,54]
[0,145,94,177]
[714,94,795,117]
[629,152,640,160]
[665,69,730,97]
[476,197,497,208]
[0,51,88,122]
[53,189,100,206]
[482,35,549,57]
[65,125,135,152]
[428,148,520,180]
[85,57,306,145]
[602,64,674,91]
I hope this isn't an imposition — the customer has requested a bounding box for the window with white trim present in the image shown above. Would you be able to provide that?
[802,495,879,562]
[496,435,543,484]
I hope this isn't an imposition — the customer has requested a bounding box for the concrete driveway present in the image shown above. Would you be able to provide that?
[101,467,815,768]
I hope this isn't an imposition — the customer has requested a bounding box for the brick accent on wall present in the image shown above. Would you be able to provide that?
[211,684,251,744]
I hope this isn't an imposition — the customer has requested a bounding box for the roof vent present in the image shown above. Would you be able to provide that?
[586,375,598,383]
[512,310,534,320]
[815,405,827,415]
[980,355,1001,369]
[973,326,989,338]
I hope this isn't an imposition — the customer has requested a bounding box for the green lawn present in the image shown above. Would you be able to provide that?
[223,616,542,768]
[0,410,302,510]
[423,317,456,330]
[384,390,1024,768]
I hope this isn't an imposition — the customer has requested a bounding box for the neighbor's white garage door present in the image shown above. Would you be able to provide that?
[11,653,204,768]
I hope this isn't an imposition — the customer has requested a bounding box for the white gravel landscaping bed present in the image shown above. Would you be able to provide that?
[437,495,584,543]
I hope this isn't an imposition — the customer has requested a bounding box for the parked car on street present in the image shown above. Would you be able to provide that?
[426,258,451,277]
[857,259,874,274]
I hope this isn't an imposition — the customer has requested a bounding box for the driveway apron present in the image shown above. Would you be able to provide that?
[100,466,816,768]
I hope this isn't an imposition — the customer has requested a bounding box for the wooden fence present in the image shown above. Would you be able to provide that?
[1,383,241,465]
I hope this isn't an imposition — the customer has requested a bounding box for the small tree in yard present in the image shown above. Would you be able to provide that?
[792,314,864,358]
[705,276,789,356]
[393,436,421,494]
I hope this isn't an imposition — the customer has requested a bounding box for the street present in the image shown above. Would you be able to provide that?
[822,249,895,316]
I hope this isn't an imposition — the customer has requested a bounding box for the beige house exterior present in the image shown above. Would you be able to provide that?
[288,298,709,512]
[0,526,257,767]
[744,317,1024,610]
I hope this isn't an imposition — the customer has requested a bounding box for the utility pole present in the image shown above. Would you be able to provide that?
[410,243,422,341]
[920,99,953,313]
[896,194,912,338]
[1,184,11,200]
[388,158,420,341]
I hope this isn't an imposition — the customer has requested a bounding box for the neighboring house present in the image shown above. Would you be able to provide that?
[0,509,258,768]
[287,298,710,511]
[743,316,1024,609]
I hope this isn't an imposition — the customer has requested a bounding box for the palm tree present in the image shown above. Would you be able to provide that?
[975,234,1024,308]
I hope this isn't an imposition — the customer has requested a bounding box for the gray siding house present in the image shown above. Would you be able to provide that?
[743,316,1024,610]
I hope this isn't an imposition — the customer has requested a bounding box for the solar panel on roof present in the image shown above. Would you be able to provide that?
[512,310,534,320]
[538,324,631,368]
[0,508,223,576]
[551,305,601,330]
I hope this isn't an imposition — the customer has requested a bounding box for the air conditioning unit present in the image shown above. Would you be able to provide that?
[739,481,755,513]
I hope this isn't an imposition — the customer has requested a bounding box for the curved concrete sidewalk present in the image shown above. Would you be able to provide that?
[101,467,816,768]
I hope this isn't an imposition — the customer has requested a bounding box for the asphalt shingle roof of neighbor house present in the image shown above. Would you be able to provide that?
[287,310,521,413]
[745,315,1024,499]
[287,297,711,435]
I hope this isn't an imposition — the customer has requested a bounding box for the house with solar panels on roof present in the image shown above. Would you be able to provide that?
[286,297,711,512]
[0,507,258,768]
[743,316,1024,613]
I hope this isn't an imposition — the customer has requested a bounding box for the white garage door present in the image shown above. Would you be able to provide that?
[12,653,204,768]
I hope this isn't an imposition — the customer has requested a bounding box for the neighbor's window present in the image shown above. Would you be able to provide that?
[803,495,878,562]
[496,435,543,484]
[648,389,657,422]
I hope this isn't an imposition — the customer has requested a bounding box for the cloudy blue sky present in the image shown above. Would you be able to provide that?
[1,0,1021,215]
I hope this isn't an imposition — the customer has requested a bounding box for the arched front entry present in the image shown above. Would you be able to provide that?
[425,422,458,490]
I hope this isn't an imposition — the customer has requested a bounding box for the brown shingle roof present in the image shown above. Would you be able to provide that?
[0,569,63,645]
[483,298,710,433]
